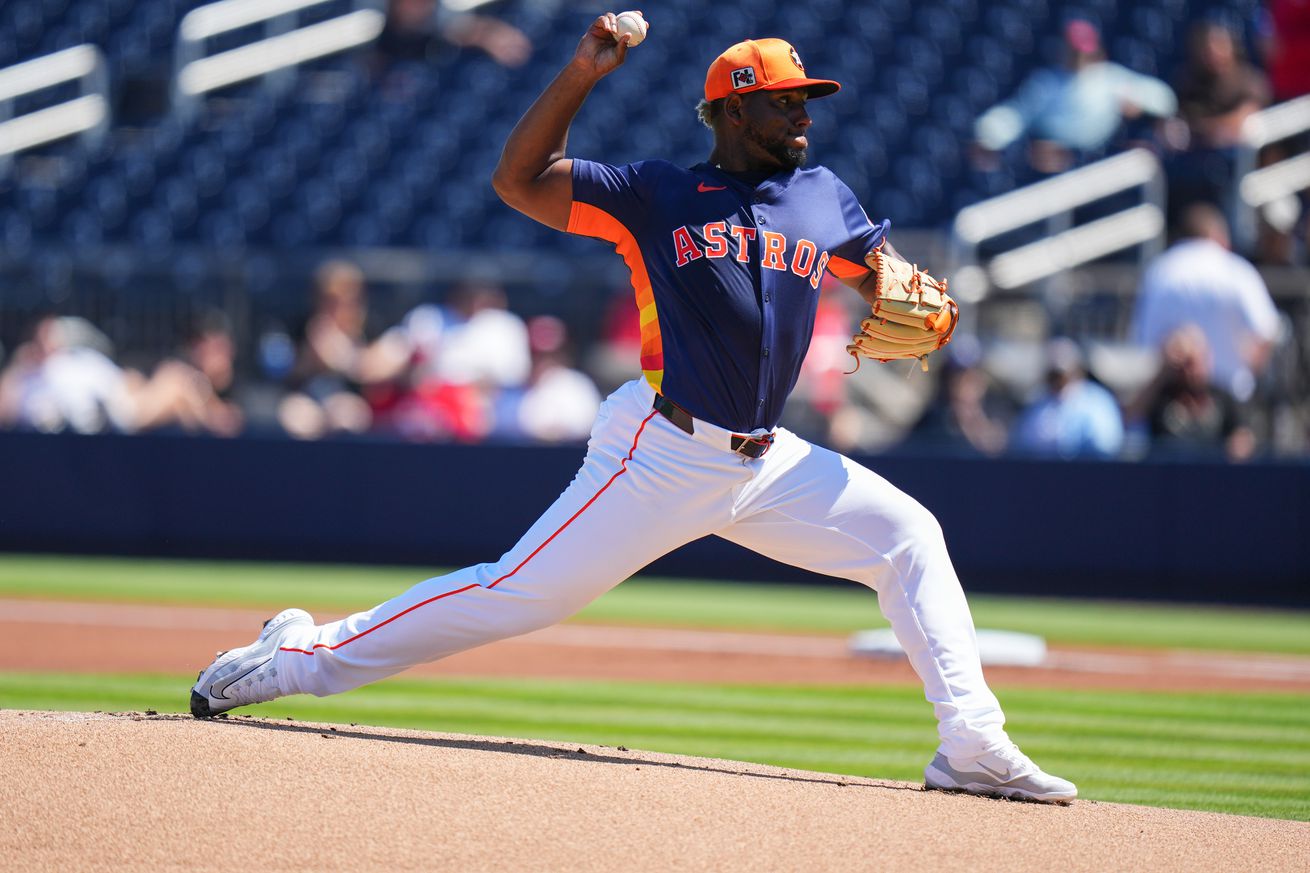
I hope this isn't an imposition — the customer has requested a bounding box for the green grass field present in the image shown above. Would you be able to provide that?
[2,672,1306,821]
[1,554,1308,821]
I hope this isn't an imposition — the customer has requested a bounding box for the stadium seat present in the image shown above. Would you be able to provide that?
[0,0,1260,251]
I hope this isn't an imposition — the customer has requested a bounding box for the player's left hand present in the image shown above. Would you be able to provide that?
[846,246,959,372]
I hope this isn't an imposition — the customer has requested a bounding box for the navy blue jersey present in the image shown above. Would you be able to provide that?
[569,159,888,432]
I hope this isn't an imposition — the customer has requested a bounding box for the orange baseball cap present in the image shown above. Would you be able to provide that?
[704,38,840,102]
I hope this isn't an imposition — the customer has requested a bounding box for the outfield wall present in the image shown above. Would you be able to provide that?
[2,431,1306,607]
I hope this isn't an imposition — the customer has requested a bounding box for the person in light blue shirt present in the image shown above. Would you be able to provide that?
[1012,337,1124,459]
[974,19,1177,173]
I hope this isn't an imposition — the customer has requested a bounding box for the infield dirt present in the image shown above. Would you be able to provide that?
[5,598,1310,691]
[3,709,1307,873]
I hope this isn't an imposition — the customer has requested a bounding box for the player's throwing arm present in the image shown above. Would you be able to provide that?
[491,12,648,232]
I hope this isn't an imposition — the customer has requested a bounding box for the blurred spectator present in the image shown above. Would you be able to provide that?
[1163,20,1270,227]
[371,280,532,441]
[1010,337,1124,459]
[497,315,601,443]
[1125,324,1257,461]
[1263,0,1310,103]
[584,290,643,397]
[788,278,936,453]
[1174,21,1269,150]
[909,335,1014,457]
[0,314,242,437]
[132,311,245,437]
[1132,204,1281,403]
[973,18,1177,175]
[1254,1,1310,265]
[429,282,531,388]
[0,316,136,435]
[277,260,377,440]
[375,0,531,67]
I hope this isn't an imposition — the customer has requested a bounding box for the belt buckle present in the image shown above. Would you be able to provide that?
[734,428,775,458]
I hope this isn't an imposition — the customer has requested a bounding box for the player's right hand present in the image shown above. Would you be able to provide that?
[572,13,635,78]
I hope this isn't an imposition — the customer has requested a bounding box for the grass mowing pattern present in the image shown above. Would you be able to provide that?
[1,554,1309,654]
[3,672,1306,821]
[0,555,419,611]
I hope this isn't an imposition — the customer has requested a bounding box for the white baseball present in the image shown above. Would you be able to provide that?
[614,11,647,46]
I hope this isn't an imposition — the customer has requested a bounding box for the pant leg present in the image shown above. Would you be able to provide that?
[716,429,1009,758]
[277,380,747,698]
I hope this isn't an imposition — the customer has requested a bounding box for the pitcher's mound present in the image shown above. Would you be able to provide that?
[2,710,1303,872]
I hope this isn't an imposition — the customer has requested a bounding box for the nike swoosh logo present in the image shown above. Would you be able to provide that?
[697,183,727,192]
[212,657,271,700]
[976,762,1013,781]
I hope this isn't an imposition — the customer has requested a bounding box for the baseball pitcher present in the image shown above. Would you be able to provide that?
[191,14,1075,804]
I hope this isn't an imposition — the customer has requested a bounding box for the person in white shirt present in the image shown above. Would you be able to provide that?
[0,317,136,434]
[1132,203,1281,402]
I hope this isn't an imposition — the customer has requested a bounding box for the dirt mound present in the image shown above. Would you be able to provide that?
[2,710,1304,872]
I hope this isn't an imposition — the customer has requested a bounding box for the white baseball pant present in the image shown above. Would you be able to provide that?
[275,378,1011,758]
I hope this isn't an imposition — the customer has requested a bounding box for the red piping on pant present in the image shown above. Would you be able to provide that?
[280,409,659,656]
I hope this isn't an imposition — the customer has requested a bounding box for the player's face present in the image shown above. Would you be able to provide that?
[739,89,812,170]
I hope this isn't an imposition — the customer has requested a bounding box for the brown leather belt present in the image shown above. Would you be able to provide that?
[652,394,775,459]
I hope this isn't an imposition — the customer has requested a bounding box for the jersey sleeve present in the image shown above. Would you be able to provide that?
[567,159,651,242]
[824,174,890,281]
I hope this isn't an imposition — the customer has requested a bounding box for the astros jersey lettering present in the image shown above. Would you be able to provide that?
[569,159,888,432]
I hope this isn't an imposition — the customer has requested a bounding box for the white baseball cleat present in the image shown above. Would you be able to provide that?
[189,608,314,718]
[924,744,1077,804]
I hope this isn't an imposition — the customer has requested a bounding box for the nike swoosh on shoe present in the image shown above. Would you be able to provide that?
[212,658,272,700]
[976,761,1013,781]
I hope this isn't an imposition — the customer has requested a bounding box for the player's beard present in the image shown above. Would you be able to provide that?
[744,121,808,170]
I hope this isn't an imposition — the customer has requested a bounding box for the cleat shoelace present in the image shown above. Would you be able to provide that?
[990,746,1036,778]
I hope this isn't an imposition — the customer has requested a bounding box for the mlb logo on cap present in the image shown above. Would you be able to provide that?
[730,67,757,89]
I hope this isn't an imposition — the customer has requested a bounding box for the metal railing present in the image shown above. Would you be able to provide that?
[0,45,109,176]
[1234,95,1310,253]
[172,0,386,119]
[949,148,1167,302]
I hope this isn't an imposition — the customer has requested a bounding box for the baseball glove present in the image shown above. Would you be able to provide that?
[846,245,959,373]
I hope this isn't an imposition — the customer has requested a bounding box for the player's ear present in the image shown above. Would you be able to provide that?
[724,94,744,124]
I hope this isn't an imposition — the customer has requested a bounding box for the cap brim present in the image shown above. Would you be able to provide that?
[762,77,841,98]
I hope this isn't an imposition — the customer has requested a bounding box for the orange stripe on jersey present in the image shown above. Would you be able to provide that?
[827,254,870,280]
[569,200,664,393]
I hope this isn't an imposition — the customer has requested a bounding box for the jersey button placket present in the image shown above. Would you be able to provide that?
[757,247,775,426]
[752,195,774,429]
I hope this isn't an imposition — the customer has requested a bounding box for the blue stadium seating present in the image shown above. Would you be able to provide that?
[0,0,1263,252]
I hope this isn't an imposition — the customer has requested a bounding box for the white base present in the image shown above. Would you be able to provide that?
[849,628,1047,667]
